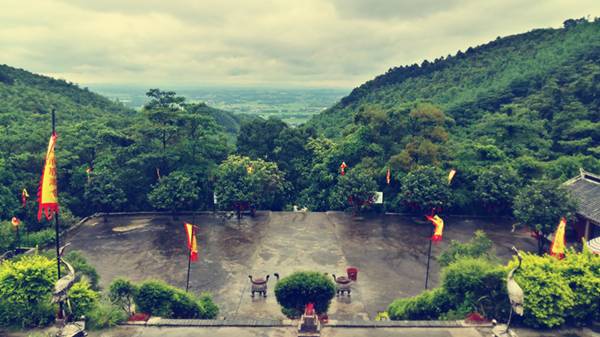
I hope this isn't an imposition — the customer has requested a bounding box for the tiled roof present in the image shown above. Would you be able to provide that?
[564,170,600,223]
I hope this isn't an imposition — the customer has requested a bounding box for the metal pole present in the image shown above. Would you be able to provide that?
[425,226,433,289]
[15,225,20,255]
[52,109,64,319]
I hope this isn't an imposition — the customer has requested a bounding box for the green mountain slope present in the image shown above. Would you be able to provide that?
[0,65,237,225]
[310,18,600,151]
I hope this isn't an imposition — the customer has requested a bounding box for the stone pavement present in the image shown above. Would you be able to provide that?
[65,211,537,320]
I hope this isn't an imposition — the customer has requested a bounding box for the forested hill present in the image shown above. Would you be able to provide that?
[309,18,600,141]
[0,64,239,224]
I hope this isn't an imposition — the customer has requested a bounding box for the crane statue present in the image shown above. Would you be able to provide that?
[506,246,524,331]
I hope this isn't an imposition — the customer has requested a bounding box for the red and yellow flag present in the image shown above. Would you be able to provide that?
[38,133,59,221]
[448,169,457,184]
[21,188,29,207]
[426,214,444,242]
[340,162,347,176]
[550,217,567,259]
[184,223,198,262]
[386,167,391,185]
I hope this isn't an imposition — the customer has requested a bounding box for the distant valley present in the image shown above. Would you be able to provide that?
[90,85,348,125]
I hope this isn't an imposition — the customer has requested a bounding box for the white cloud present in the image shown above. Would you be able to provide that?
[1,0,598,88]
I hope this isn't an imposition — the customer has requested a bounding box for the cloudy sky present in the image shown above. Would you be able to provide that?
[1,0,599,89]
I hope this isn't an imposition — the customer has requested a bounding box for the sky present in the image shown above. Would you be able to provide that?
[1,0,599,89]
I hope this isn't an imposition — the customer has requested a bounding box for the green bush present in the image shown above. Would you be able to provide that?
[388,288,452,320]
[67,279,99,318]
[0,254,57,327]
[109,278,137,316]
[438,230,495,267]
[65,251,100,290]
[86,299,127,330]
[22,229,55,248]
[510,249,600,328]
[561,247,600,325]
[134,280,218,319]
[274,271,335,318]
[442,257,509,320]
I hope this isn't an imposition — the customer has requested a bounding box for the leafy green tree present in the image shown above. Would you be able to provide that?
[84,169,127,213]
[214,155,288,213]
[109,278,138,316]
[329,169,377,214]
[237,117,287,160]
[474,165,521,213]
[513,179,577,254]
[148,171,199,213]
[400,166,451,213]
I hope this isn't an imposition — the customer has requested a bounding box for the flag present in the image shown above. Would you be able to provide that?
[426,214,444,241]
[340,162,347,176]
[386,167,391,185]
[21,188,29,207]
[448,169,457,184]
[86,167,92,182]
[550,217,567,259]
[38,133,59,221]
[11,217,20,228]
[184,223,198,262]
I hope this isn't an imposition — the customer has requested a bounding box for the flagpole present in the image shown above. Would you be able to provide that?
[424,225,433,289]
[51,109,64,319]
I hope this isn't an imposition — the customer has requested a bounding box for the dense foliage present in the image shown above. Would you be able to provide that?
[133,280,218,319]
[509,248,600,328]
[1,18,600,253]
[438,230,495,267]
[0,254,57,327]
[274,271,336,318]
[388,233,600,328]
[388,257,509,321]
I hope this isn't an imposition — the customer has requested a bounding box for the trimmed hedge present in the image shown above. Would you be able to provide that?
[388,287,452,320]
[134,280,218,319]
[274,271,335,318]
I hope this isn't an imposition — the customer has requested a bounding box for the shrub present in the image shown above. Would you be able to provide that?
[560,247,600,325]
[109,278,137,316]
[388,288,452,320]
[274,271,335,318]
[134,280,218,319]
[438,230,495,267]
[509,249,600,328]
[22,229,55,248]
[65,251,100,290]
[0,254,57,327]
[67,280,99,318]
[86,299,127,330]
[442,257,509,320]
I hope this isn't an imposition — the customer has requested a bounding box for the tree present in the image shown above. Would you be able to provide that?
[400,166,451,213]
[474,165,521,213]
[148,171,199,213]
[513,179,577,254]
[214,155,288,215]
[329,169,377,214]
[236,117,287,160]
[84,169,127,213]
[109,278,138,316]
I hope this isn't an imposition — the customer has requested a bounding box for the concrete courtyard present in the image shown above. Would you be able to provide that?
[65,211,537,320]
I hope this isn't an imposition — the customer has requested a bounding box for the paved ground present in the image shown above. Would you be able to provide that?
[65,211,537,320]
